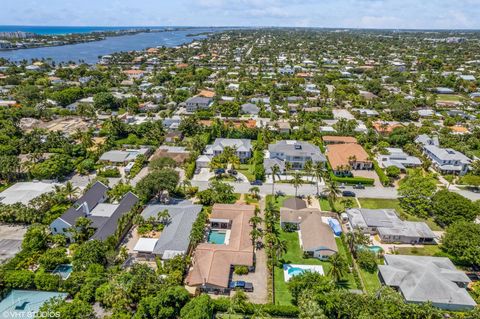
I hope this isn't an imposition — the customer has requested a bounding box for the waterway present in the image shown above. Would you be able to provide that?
[0,27,226,64]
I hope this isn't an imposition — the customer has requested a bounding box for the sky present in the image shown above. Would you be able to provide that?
[2,0,480,30]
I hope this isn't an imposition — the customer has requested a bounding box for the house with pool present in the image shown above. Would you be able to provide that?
[280,198,338,260]
[346,208,436,244]
[185,204,256,294]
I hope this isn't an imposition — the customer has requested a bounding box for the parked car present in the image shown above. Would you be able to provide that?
[342,190,356,197]
[215,168,225,175]
[353,184,365,189]
[229,281,253,292]
[250,180,263,186]
[228,169,237,175]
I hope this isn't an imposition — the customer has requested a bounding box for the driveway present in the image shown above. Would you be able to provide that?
[230,198,268,303]
[129,167,149,187]
[192,168,214,182]
[352,169,381,186]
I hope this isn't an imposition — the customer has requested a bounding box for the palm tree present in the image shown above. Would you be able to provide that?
[181,179,191,193]
[292,172,303,197]
[157,209,171,225]
[250,228,263,247]
[304,159,313,182]
[313,162,325,196]
[328,253,347,283]
[270,164,281,195]
[249,186,260,199]
[285,161,292,174]
[63,181,79,202]
[346,229,372,254]
[274,238,288,262]
[325,181,339,211]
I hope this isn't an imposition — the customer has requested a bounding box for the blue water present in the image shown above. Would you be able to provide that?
[0,27,227,64]
[0,290,68,316]
[0,25,151,35]
[52,264,73,280]
[208,230,226,244]
[287,267,305,276]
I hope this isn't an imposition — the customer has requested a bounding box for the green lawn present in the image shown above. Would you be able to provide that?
[319,198,332,211]
[394,245,442,256]
[237,164,255,182]
[274,230,357,305]
[436,94,462,102]
[319,198,358,212]
[359,268,382,294]
[358,198,442,231]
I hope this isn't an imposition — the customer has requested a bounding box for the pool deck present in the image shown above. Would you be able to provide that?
[282,264,325,282]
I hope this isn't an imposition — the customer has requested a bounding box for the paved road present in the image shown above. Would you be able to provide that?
[191,180,399,198]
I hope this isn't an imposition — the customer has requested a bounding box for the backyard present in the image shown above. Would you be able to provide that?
[273,229,358,305]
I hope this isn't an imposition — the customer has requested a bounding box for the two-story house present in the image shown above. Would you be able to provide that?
[415,135,470,175]
[264,140,326,173]
[184,96,213,112]
[204,138,253,163]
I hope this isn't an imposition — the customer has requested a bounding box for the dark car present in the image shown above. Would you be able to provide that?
[229,281,253,292]
[353,184,365,189]
[342,190,356,197]
[250,180,263,186]
[214,168,225,175]
[228,169,238,175]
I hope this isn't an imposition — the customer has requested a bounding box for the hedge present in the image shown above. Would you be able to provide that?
[330,173,375,185]
[326,161,374,185]
[212,298,299,317]
[373,159,390,186]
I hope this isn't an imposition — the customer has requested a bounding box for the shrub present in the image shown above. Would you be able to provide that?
[356,250,378,273]
[234,265,249,275]
[3,270,35,289]
[98,167,121,178]
[282,223,298,232]
[373,160,390,186]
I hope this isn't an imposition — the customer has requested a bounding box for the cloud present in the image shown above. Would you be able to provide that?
[0,0,480,29]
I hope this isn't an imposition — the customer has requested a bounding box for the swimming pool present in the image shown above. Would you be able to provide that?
[287,267,306,276]
[283,264,325,282]
[208,230,227,244]
[0,290,68,317]
[368,246,384,253]
[52,264,73,280]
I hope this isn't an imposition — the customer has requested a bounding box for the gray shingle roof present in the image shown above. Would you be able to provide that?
[141,201,202,257]
[347,208,435,239]
[379,255,476,309]
[60,182,109,226]
[91,192,139,241]
[268,140,326,162]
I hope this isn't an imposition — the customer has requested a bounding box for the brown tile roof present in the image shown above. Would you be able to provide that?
[280,208,337,253]
[326,143,370,170]
[322,136,358,144]
[372,121,402,134]
[198,90,216,98]
[150,148,190,164]
[186,204,255,288]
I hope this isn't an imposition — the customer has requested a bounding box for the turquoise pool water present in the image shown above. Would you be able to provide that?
[52,264,73,280]
[287,267,305,276]
[0,290,68,316]
[368,246,383,253]
[208,230,226,244]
